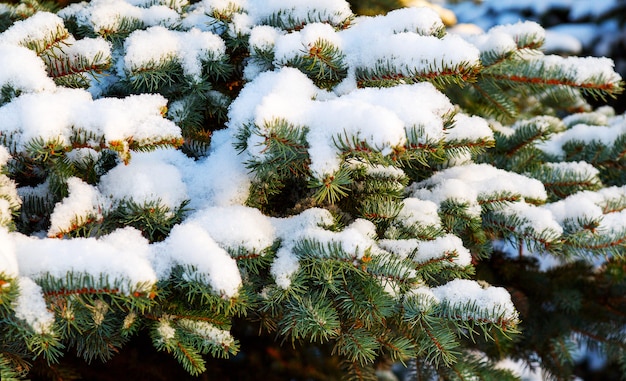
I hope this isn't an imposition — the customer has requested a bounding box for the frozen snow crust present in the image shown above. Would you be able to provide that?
[0,0,624,376]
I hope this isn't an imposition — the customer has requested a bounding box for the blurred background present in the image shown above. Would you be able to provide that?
[350,0,626,114]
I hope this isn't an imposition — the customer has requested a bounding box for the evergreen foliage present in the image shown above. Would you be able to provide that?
[0,1,624,380]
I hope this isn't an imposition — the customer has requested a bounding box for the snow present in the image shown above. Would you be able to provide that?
[345,32,481,77]
[13,227,157,294]
[0,146,21,219]
[98,150,188,210]
[379,234,471,267]
[0,89,181,154]
[347,6,444,37]
[432,279,519,322]
[0,1,624,354]
[446,113,494,143]
[487,21,545,48]
[395,198,442,231]
[185,205,275,254]
[152,222,242,297]
[249,25,282,51]
[13,277,55,334]
[269,208,335,288]
[62,36,112,67]
[0,228,18,278]
[538,120,626,158]
[177,319,235,347]
[48,177,103,237]
[409,163,548,218]
[0,44,56,95]
[496,202,564,239]
[306,97,406,176]
[124,26,226,81]
[445,0,624,61]
[246,0,353,27]
[156,319,176,343]
[340,83,453,143]
[273,22,342,65]
[0,11,66,48]
[186,131,252,208]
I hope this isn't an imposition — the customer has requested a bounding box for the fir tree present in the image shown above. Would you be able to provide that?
[0,1,624,380]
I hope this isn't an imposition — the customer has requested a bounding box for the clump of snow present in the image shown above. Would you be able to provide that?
[227,67,322,133]
[141,5,181,27]
[124,26,226,81]
[0,89,181,154]
[186,205,275,254]
[346,32,481,78]
[246,0,353,27]
[228,12,254,37]
[48,177,103,237]
[186,131,252,208]
[57,0,153,35]
[395,198,442,231]
[544,185,626,238]
[156,318,176,343]
[177,318,236,347]
[98,150,188,210]
[62,36,112,65]
[0,11,67,48]
[341,83,453,143]
[0,88,92,151]
[269,208,335,288]
[248,25,282,51]
[461,30,517,60]
[88,93,181,145]
[488,20,545,48]
[273,22,342,65]
[379,234,471,267]
[411,163,548,206]
[538,120,626,158]
[13,227,157,294]
[153,222,242,297]
[0,146,21,216]
[0,44,56,96]
[541,161,601,187]
[544,190,604,227]
[412,178,481,217]
[0,228,18,278]
[432,279,518,323]
[496,202,564,240]
[306,97,406,177]
[13,277,55,334]
[346,6,444,40]
[446,113,494,143]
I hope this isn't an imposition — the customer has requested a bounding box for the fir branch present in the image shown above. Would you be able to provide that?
[23,25,70,57]
[0,274,18,317]
[484,56,625,101]
[126,58,184,94]
[100,199,190,243]
[278,293,341,344]
[45,51,111,88]
[284,38,348,90]
[96,16,144,46]
[356,60,480,89]
[262,9,353,31]
[309,166,353,204]
[0,353,27,381]
[332,327,380,365]
[530,162,603,201]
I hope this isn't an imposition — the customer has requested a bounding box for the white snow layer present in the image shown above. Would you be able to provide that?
[432,279,519,323]
[0,1,623,325]
[13,277,56,334]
